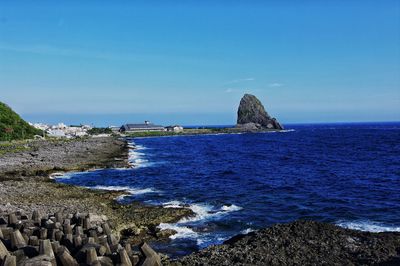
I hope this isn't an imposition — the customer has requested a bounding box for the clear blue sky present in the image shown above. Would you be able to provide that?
[1,1,399,126]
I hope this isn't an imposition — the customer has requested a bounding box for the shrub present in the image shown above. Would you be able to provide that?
[0,102,42,141]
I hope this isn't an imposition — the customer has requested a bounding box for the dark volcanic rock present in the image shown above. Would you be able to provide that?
[174,220,400,266]
[236,94,283,130]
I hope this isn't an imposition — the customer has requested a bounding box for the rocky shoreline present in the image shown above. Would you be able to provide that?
[0,137,129,181]
[172,220,400,266]
[1,136,400,265]
[0,136,193,265]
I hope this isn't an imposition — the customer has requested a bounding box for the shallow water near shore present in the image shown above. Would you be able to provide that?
[56,122,400,257]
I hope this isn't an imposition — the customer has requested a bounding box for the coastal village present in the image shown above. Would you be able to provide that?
[28,121,184,139]
[27,94,283,139]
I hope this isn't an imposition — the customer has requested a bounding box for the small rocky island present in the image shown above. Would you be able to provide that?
[237,94,283,130]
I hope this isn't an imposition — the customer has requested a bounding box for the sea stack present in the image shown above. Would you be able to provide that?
[236,94,283,130]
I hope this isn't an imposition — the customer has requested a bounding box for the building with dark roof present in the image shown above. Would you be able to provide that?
[119,121,165,133]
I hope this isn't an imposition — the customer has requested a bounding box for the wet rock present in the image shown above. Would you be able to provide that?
[156,229,177,239]
[175,220,400,266]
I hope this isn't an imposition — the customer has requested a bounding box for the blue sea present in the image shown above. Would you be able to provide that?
[57,123,400,257]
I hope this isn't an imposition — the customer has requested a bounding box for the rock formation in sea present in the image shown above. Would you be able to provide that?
[236,94,283,130]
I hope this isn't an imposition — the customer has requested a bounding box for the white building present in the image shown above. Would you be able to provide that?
[165,125,184,132]
[30,122,92,138]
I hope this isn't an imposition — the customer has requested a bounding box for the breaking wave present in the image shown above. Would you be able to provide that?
[89,185,160,201]
[336,220,400,232]
[158,201,242,246]
[240,228,255,234]
[128,143,158,168]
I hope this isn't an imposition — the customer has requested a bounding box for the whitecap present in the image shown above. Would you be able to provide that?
[178,203,216,223]
[51,172,71,179]
[127,142,157,168]
[88,185,159,201]
[221,204,243,212]
[91,185,159,195]
[158,201,243,247]
[158,223,199,240]
[52,171,90,180]
[163,201,186,208]
[163,202,243,223]
[336,220,400,232]
[240,228,255,234]
[134,144,148,150]
[89,185,131,191]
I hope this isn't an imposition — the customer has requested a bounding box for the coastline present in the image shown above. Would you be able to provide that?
[1,135,400,265]
[171,220,400,265]
[123,127,285,139]
[0,136,194,264]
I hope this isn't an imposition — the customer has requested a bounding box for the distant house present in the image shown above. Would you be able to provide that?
[165,125,184,132]
[120,121,165,133]
[109,126,121,133]
[47,129,67,138]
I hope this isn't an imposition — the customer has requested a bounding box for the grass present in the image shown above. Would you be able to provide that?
[0,137,80,156]
[0,139,32,156]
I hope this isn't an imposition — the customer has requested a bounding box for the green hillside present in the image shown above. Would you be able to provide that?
[0,102,42,141]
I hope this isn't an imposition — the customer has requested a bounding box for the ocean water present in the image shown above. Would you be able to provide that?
[56,123,400,257]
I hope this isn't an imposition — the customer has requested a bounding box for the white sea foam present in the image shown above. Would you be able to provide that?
[221,204,243,212]
[240,228,255,234]
[113,167,130,171]
[51,172,72,179]
[279,129,295,133]
[52,171,92,180]
[170,203,243,223]
[127,142,156,168]
[194,235,228,247]
[163,201,186,208]
[89,185,159,201]
[179,203,215,223]
[336,220,400,232]
[158,201,243,245]
[158,223,199,240]
[135,144,148,150]
[91,185,158,195]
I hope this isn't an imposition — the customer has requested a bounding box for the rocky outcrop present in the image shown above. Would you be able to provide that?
[0,137,129,181]
[236,94,283,130]
[174,220,400,265]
